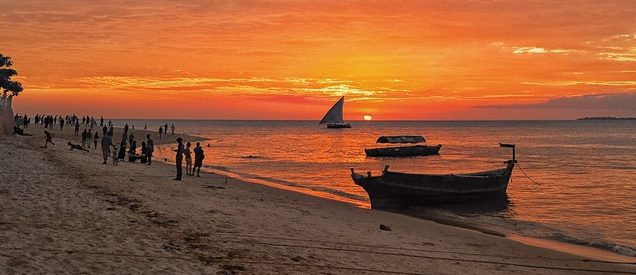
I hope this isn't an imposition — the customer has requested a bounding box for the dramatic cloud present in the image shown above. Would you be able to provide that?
[476,92,636,118]
[3,0,636,119]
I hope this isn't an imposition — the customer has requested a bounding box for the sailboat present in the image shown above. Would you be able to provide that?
[319,96,351,128]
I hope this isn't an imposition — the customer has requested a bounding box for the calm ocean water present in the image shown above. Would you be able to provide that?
[116,120,636,256]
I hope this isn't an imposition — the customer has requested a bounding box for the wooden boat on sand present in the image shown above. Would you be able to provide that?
[352,144,516,209]
[364,135,441,157]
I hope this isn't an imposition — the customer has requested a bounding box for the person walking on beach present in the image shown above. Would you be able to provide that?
[184,142,192,176]
[174,137,184,181]
[158,126,163,140]
[171,123,175,136]
[42,130,54,148]
[101,131,113,164]
[146,134,154,165]
[59,118,64,131]
[193,142,204,177]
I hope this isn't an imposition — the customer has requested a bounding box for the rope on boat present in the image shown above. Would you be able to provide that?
[515,162,540,185]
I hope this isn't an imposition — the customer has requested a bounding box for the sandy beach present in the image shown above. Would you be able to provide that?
[1,127,635,274]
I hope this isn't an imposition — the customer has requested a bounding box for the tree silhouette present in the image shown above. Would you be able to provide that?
[0,54,23,96]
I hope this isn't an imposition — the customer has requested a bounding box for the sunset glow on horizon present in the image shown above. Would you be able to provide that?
[3,1,636,119]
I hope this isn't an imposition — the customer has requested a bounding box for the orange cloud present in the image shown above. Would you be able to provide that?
[3,0,636,119]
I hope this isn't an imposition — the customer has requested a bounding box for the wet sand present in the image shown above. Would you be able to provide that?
[1,126,635,274]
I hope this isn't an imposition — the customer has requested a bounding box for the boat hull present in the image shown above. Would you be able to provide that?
[365,144,442,157]
[351,161,514,209]
[327,123,351,128]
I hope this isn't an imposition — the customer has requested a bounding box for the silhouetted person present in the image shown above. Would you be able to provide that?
[93,131,99,149]
[128,140,137,162]
[124,123,129,134]
[74,121,80,136]
[174,137,184,181]
[185,142,192,176]
[68,142,89,152]
[118,140,127,161]
[171,123,175,136]
[42,131,54,148]
[13,126,32,136]
[146,134,154,165]
[59,118,65,131]
[81,129,88,147]
[193,142,204,177]
[101,131,113,164]
[140,141,147,164]
[128,132,135,146]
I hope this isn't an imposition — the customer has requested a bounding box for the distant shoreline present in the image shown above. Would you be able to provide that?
[576,117,636,121]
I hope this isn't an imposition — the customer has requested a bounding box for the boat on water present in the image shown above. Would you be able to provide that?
[364,135,442,157]
[319,96,351,128]
[351,143,516,209]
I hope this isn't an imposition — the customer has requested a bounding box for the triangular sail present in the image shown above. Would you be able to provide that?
[319,96,345,124]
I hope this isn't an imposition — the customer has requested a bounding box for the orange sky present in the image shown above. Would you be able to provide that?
[3,0,636,119]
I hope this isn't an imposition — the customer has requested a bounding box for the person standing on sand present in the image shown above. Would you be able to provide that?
[118,139,127,161]
[193,142,204,177]
[158,126,163,140]
[93,131,99,149]
[171,123,175,136]
[184,142,192,176]
[101,131,113,164]
[174,137,184,181]
[87,129,92,147]
[59,118,64,131]
[81,129,88,147]
[74,121,80,136]
[128,132,135,146]
[146,134,154,165]
[140,141,147,164]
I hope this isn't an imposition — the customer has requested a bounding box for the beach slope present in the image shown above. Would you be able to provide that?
[1,131,635,274]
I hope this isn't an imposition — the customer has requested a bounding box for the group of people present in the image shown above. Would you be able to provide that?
[14,113,205,180]
[99,123,155,166]
[158,123,175,140]
[173,137,205,180]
